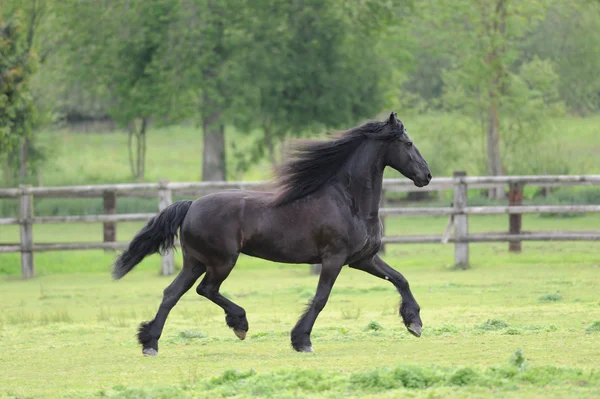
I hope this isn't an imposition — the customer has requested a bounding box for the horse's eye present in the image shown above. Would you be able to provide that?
[405,142,413,147]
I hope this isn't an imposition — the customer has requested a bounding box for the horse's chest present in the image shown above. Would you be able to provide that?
[350,222,382,259]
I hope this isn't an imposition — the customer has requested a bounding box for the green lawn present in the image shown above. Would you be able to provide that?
[33,124,275,187]
[1,215,600,398]
[1,114,599,397]
[1,252,599,398]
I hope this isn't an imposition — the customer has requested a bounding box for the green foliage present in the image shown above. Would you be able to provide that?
[58,0,185,179]
[95,364,600,397]
[0,13,39,159]
[231,0,408,170]
[59,0,181,125]
[350,368,406,390]
[510,349,528,370]
[538,293,563,302]
[440,27,564,174]
[0,1,59,184]
[208,369,256,386]
[499,57,566,175]
[394,0,574,179]
[586,321,600,334]
[477,319,509,331]
[365,320,384,331]
[447,367,480,386]
[525,1,600,114]
[1,0,599,184]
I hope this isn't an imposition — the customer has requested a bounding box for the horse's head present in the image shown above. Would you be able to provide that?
[383,113,432,187]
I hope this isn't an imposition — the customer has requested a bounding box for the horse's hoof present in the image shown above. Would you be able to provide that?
[142,348,158,356]
[234,329,247,340]
[298,346,314,353]
[407,323,422,338]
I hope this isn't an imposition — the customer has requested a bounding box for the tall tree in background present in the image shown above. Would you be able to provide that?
[60,0,180,180]
[1,0,57,184]
[0,12,39,182]
[417,0,552,198]
[525,0,600,115]
[232,0,407,170]
[163,0,241,181]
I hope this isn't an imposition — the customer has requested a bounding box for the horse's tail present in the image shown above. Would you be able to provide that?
[112,200,193,279]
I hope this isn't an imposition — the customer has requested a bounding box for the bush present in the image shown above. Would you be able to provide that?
[365,320,383,331]
[585,321,600,334]
[538,293,563,302]
[477,319,509,331]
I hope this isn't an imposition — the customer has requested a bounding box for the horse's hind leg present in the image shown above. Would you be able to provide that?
[196,256,249,340]
[137,255,206,356]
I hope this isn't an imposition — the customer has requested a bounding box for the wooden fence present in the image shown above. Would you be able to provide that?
[1,173,600,278]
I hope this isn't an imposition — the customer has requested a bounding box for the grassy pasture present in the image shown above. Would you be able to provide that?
[1,216,599,398]
[1,113,599,397]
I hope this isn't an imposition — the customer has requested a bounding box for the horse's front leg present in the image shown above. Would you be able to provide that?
[290,254,345,353]
[350,254,422,337]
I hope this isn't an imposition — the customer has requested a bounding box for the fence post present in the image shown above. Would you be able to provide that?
[158,180,175,276]
[508,183,523,252]
[453,171,469,269]
[103,190,117,251]
[19,185,34,278]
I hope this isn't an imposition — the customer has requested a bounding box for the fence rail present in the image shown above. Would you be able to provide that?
[1,173,600,278]
[2,175,600,198]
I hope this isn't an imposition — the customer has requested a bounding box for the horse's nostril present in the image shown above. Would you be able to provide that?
[427,173,432,180]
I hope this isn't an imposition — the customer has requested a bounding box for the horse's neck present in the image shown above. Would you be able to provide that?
[340,144,385,221]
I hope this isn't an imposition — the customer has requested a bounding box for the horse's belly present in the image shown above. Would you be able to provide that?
[241,241,319,264]
[241,227,320,264]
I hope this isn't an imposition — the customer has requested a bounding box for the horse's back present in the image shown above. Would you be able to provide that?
[180,189,340,265]
[180,190,270,264]
[179,187,371,266]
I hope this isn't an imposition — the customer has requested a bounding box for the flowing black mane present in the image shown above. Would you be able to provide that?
[272,120,400,206]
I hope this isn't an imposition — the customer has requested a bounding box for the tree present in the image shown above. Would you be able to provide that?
[164,0,248,181]
[0,0,58,184]
[414,0,552,198]
[0,12,39,182]
[525,0,600,115]
[59,0,181,180]
[232,0,407,170]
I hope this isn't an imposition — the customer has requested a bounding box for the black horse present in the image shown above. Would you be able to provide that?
[112,112,432,356]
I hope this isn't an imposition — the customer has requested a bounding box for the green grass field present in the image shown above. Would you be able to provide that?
[1,215,600,398]
[1,113,599,397]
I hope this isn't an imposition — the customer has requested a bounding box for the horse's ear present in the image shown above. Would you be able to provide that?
[388,112,399,125]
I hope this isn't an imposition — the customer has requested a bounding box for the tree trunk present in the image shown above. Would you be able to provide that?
[486,99,504,199]
[138,118,147,181]
[127,120,136,178]
[127,118,148,181]
[19,137,29,184]
[202,116,226,181]
[264,123,276,166]
[483,0,507,200]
